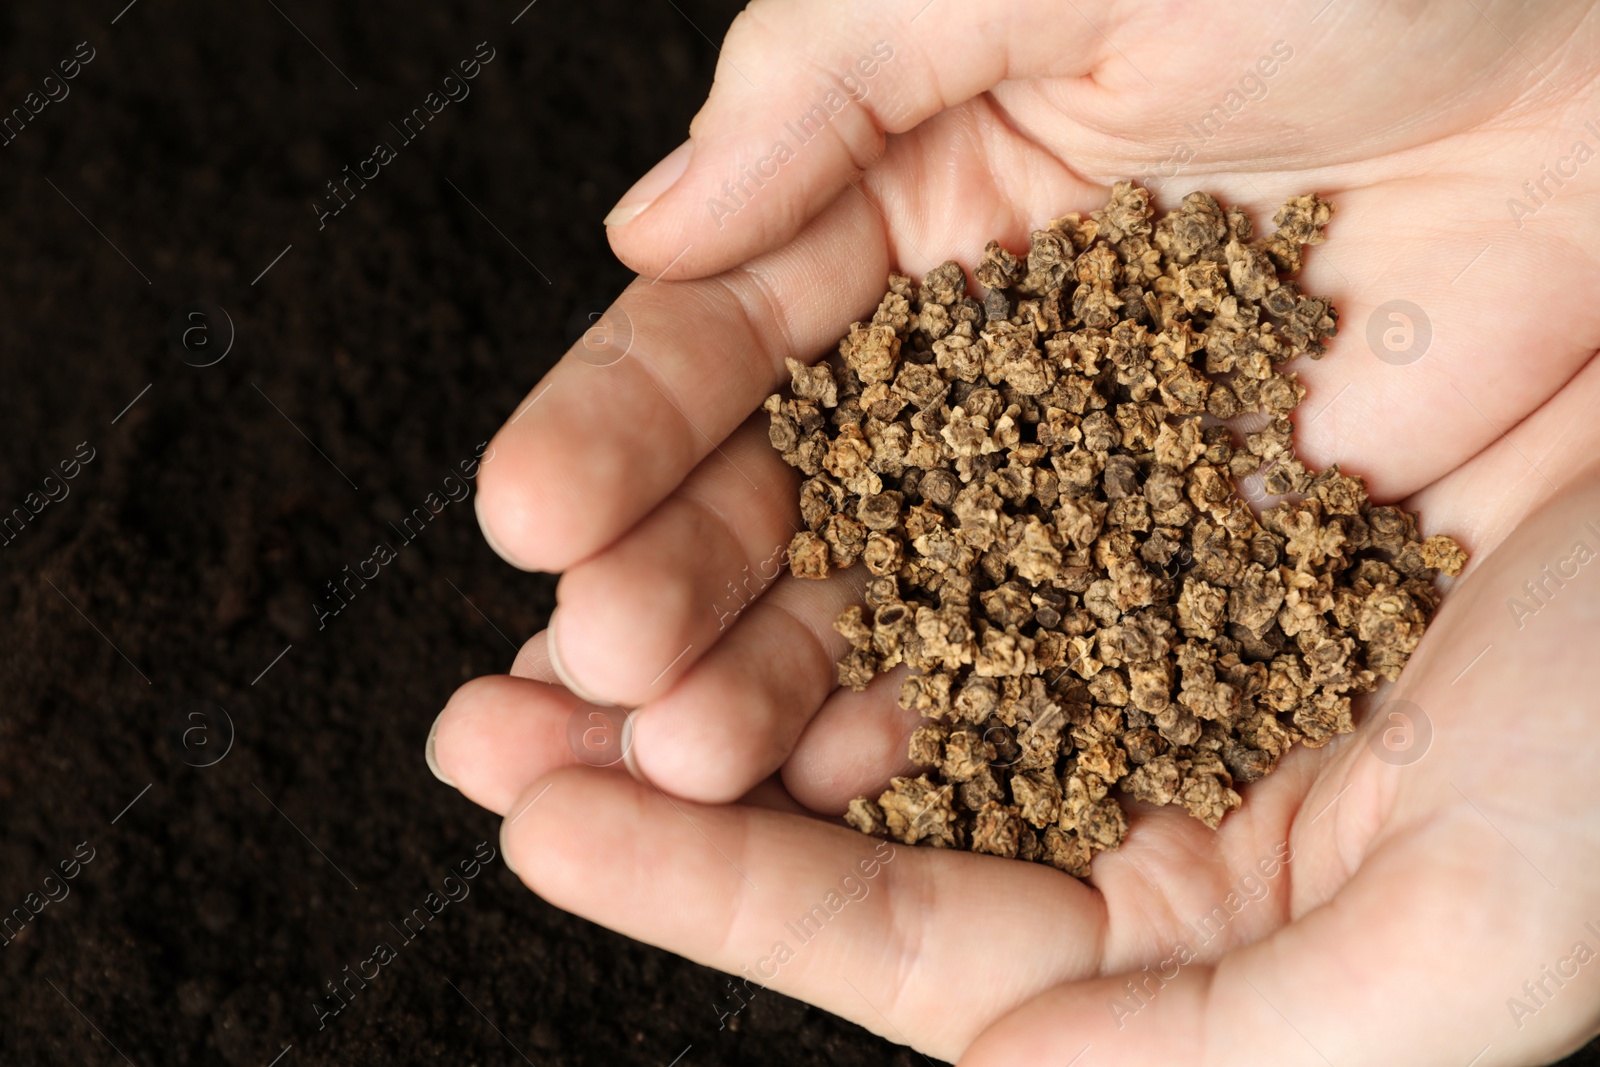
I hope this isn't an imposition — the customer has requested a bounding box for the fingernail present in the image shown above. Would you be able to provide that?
[425,709,454,787]
[620,710,648,784]
[547,608,616,707]
[604,140,692,227]
[499,819,519,877]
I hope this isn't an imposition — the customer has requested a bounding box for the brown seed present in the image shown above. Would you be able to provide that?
[764,182,1465,876]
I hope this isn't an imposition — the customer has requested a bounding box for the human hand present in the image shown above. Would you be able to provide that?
[435,454,1600,1063]
[436,0,1600,1060]
[463,0,1600,780]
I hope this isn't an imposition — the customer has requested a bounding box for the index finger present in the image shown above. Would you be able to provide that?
[475,193,886,572]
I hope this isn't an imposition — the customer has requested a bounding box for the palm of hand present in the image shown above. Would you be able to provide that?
[438,2,1600,1061]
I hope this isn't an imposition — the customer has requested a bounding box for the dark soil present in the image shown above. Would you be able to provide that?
[0,2,1592,1065]
[0,0,923,1063]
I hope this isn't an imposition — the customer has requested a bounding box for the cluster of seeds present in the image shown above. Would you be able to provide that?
[764,182,1465,877]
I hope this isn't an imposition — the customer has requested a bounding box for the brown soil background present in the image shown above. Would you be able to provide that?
[0,1,1593,1064]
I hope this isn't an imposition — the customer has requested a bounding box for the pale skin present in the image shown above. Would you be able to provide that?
[429,0,1600,1061]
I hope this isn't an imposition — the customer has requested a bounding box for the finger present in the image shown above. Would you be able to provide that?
[1250,181,1600,504]
[475,191,884,573]
[449,600,859,813]
[448,566,881,806]
[602,0,1109,280]
[499,766,1107,1062]
[431,675,622,815]
[626,567,866,803]
[509,630,556,682]
[449,583,921,812]
[1401,344,1600,571]
[782,666,923,814]
[548,416,800,706]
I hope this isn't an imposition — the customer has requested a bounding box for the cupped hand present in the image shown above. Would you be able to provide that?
[436,0,1600,1060]
[435,457,1600,1063]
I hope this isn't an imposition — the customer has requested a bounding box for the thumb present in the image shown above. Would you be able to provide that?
[603,0,1109,280]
